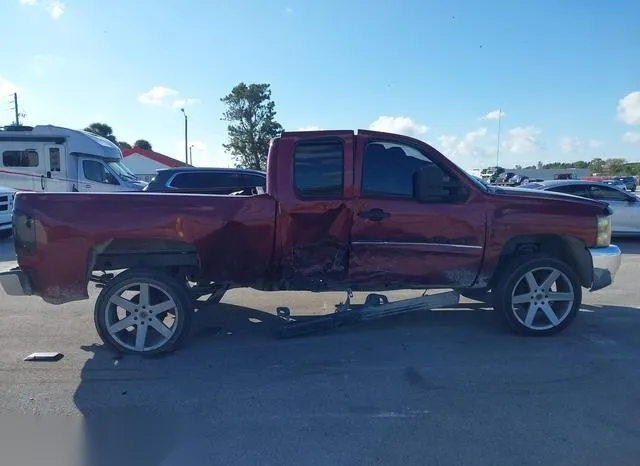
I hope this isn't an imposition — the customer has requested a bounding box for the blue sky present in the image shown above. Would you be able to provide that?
[1,0,639,169]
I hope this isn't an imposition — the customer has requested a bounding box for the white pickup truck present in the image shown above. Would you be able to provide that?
[0,186,15,239]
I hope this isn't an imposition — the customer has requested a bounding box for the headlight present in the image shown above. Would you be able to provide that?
[596,215,612,247]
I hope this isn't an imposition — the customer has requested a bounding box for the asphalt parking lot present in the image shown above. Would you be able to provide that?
[0,238,639,466]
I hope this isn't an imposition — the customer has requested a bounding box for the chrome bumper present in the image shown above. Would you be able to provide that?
[0,268,32,296]
[588,245,622,292]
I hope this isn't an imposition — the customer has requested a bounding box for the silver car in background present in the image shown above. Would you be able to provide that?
[520,180,640,236]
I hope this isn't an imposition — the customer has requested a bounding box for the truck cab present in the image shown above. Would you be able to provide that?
[0,125,146,193]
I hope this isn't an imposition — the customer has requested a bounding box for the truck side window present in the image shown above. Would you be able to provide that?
[362,141,438,198]
[2,150,39,167]
[83,160,118,185]
[294,140,343,198]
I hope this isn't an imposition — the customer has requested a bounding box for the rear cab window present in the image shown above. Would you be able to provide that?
[293,140,344,198]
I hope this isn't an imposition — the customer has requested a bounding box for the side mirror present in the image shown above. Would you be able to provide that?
[413,164,466,203]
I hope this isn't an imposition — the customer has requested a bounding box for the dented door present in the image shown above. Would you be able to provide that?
[348,132,486,289]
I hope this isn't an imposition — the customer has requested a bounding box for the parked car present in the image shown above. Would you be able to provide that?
[613,176,637,192]
[520,179,640,236]
[604,178,629,191]
[143,167,266,195]
[0,129,621,354]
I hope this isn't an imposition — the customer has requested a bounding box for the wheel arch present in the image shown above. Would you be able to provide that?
[490,234,592,289]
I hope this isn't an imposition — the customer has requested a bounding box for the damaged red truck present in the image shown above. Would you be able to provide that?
[0,129,622,354]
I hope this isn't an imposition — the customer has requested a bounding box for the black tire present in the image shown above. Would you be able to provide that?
[94,268,194,355]
[493,253,582,336]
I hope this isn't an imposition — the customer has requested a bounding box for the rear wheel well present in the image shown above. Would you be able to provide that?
[490,235,592,289]
[88,239,201,281]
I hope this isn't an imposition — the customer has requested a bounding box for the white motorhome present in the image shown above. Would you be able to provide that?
[0,186,15,238]
[0,125,147,193]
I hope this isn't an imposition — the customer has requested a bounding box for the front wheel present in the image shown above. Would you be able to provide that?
[494,254,582,336]
[94,269,194,355]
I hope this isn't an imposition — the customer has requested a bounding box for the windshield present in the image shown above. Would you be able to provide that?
[107,161,138,181]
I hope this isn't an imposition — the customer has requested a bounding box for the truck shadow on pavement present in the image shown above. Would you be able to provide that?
[70,299,640,466]
[70,302,504,466]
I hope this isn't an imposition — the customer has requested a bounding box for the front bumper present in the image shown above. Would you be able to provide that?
[0,268,32,296]
[588,245,622,292]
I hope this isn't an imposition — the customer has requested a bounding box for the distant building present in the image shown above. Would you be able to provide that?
[121,148,190,182]
[510,167,590,181]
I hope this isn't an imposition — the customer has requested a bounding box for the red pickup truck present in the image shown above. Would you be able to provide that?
[0,129,622,354]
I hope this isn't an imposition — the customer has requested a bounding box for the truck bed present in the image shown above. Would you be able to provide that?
[13,192,277,304]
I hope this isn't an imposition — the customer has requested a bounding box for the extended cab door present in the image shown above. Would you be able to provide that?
[272,131,355,290]
[348,131,486,288]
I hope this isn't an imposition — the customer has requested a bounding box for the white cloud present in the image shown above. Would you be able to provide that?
[298,125,323,131]
[19,0,64,19]
[0,76,20,96]
[172,98,201,109]
[623,132,640,144]
[482,109,506,120]
[435,128,490,168]
[558,136,584,153]
[138,86,179,106]
[49,1,64,19]
[369,116,429,139]
[503,126,542,154]
[588,139,604,148]
[617,91,640,125]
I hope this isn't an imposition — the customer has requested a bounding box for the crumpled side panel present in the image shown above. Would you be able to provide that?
[275,203,352,290]
[15,193,277,304]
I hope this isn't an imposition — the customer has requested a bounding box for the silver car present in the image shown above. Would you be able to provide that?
[520,180,640,236]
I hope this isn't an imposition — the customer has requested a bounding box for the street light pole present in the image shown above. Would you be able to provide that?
[180,108,188,164]
[189,144,194,166]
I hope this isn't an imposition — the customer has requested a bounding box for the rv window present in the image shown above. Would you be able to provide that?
[3,150,39,168]
[49,148,61,171]
[83,160,119,184]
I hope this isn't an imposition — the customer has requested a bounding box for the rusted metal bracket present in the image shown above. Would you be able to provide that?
[277,290,460,338]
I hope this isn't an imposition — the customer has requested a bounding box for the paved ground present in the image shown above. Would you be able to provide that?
[0,238,639,466]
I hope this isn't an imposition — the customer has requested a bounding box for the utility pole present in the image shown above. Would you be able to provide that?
[180,108,188,164]
[495,106,502,168]
[189,144,194,166]
[8,93,25,126]
[13,93,20,126]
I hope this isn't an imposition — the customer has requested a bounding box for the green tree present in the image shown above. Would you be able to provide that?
[84,122,117,143]
[220,82,284,170]
[607,158,627,176]
[134,139,153,151]
[118,141,132,150]
[588,158,605,174]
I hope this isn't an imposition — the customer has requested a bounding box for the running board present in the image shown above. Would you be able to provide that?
[277,290,460,338]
